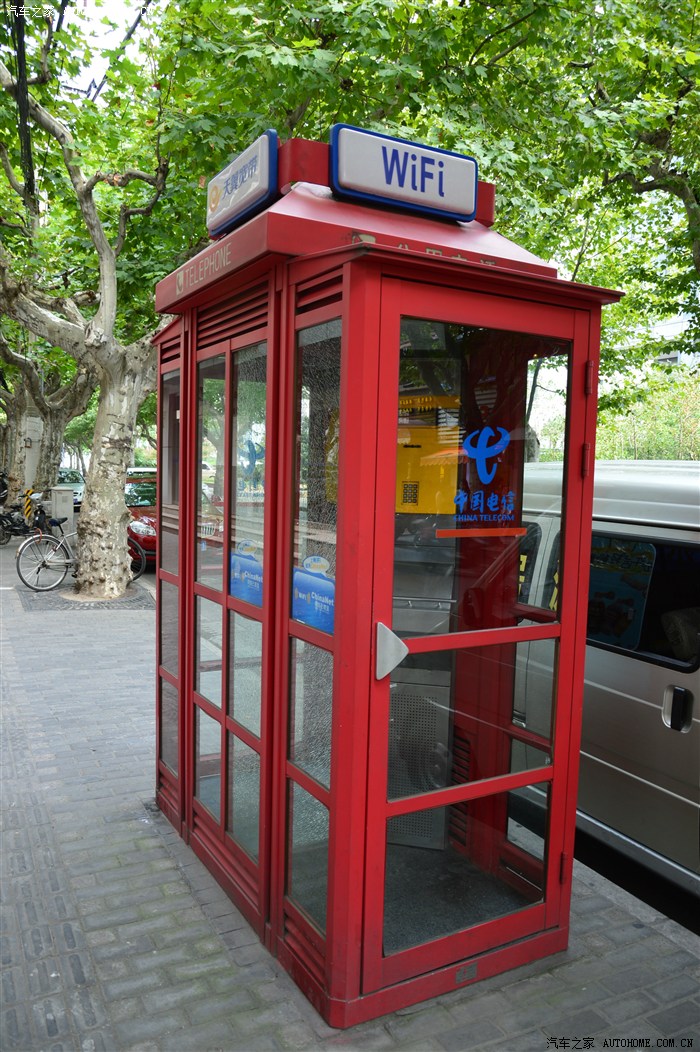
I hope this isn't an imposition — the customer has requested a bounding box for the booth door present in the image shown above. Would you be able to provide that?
[363,279,591,992]
[190,335,271,932]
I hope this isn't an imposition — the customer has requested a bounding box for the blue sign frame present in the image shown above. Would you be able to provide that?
[208,130,279,239]
[329,124,478,223]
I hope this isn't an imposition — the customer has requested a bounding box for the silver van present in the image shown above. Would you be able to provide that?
[522,460,700,895]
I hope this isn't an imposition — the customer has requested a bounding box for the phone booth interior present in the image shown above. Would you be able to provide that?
[153,139,620,1028]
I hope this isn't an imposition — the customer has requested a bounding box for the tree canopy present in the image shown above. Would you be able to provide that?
[0,0,697,592]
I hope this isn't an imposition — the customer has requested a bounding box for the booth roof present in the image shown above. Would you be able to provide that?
[156,181,561,313]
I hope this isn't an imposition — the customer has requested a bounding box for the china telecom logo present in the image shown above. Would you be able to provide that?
[463,427,510,484]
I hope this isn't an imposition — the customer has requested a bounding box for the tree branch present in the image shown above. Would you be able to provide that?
[468,7,539,66]
[0,142,31,203]
[0,246,89,364]
[0,331,48,411]
[606,164,700,273]
[90,0,154,101]
[0,58,117,344]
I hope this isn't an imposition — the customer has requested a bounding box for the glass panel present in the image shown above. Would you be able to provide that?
[159,678,179,775]
[393,322,570,636]
[587,535,656,650]
[388,642,554,801]
[160,369,180,575]
[227,735,260,860]
[228,612,262,737]
[196,708,221,821]
[289,640,333,789]
[195,596,222,708]
[383,783,549,955]
[287,782,329,934]
[230,343,267,606]
[160,580,179,675]
[196,356,226,588]
[292,320,341,634]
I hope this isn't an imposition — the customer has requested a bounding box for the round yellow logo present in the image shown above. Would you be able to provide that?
[208,184,222,213]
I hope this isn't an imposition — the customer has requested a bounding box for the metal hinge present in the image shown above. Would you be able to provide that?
[585,359,595,396]
[581,443,592,478]
[560,852,569,883]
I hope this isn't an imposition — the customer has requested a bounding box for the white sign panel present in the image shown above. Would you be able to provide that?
[206,130,278,238]
[330,125,478,222]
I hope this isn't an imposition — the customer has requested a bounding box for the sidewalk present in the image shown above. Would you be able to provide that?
[1,537,699,1052]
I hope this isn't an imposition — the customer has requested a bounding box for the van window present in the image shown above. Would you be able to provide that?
[587,534,700,667]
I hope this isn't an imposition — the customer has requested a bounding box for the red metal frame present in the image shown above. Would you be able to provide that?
[154,179,620,1027]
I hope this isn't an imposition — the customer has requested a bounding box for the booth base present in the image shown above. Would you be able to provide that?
[278,926,570,1028]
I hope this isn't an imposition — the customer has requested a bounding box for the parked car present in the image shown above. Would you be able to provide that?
[517,460,700,896]
[125,476,157,562]
[55,468,85,508]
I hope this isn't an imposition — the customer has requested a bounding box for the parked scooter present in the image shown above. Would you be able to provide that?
[0,491,48,545]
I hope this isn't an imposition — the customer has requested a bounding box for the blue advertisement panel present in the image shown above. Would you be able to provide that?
[230,542,263,607]
[292,557,335,634]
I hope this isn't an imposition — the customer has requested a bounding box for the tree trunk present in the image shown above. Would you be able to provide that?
[6,385,28,504]
[75,350,152,598]
[34,406,69,492]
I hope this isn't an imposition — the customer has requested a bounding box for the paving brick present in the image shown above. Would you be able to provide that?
[1,1003,33,1050]
[185,987,257,1023]
[599,990,657,1024]
[437,1020,505,1050]
[385,1005,458,1044]
[162,1019,239,1050]
[30,994,72,1043]
[113,1009,189,1046]
[647,999,700,1036]
[2,541,699,1052]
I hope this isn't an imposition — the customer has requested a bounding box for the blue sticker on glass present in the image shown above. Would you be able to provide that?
[292,557,335,633]
[230,542,263,606]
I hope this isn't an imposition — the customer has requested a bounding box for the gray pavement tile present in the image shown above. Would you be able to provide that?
[486,1031,551,1052]
[602,964,661,995]
[599,990,658,1024]
[647,999,700,1036]
[437,1019,505,1050]
[538,1001,606,1035]
[112,1009,189,1046]
[648,972,700,1002]
[2,540,700,1052]
[160,1020,239,1051]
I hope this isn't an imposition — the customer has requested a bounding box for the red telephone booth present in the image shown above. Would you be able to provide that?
[153,130,620,1027]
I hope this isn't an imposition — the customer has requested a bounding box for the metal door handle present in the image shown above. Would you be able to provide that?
[376,622,409,680]
[663,686,694,732]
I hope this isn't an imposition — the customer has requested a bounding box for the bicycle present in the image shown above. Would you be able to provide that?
[16,517,146,592]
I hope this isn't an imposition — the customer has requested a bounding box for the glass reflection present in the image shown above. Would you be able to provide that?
[196,356,226,588]
[160,369,180,575]
[383,784,548,955]
[289,641,333,789]
[196,708,221,821]
[292,321,340,635]
[159,678,178,775]
[228,612,262,736]
[388,642,555,801]
[287,783,329,933]
[230,343,267,606]
[227,735,260,861]
[160,580,179,675]
[393,322,570,636]
[195,596,222,708]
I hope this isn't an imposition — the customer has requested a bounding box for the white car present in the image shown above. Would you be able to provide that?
[55,468,85,507]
